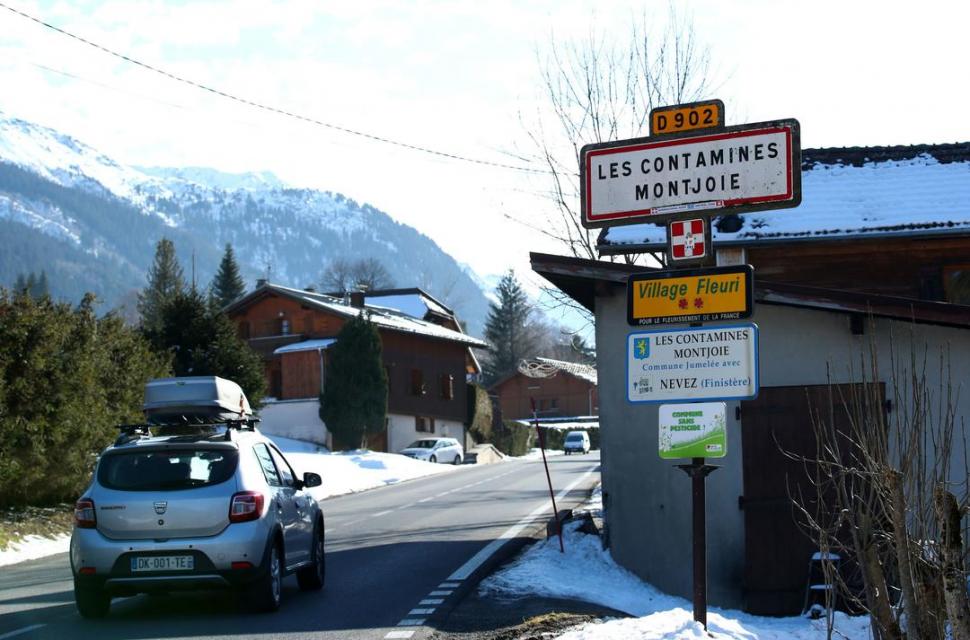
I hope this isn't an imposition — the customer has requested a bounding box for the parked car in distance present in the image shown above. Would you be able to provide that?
[563,430,591,455]
[70,377,326,618]
[400,437,464,465]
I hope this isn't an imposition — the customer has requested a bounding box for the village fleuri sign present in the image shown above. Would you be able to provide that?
[658,402,727,459]
[626,323,759,404]
[580,118,801,228]
[627,265,753,327]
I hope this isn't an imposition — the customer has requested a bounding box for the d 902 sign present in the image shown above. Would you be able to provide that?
[650,99,724,135]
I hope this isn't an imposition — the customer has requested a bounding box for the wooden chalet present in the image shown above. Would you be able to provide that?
[225,283,486,452]
[489,357,598,421]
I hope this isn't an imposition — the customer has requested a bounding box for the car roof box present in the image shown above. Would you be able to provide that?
[143,376,253,424]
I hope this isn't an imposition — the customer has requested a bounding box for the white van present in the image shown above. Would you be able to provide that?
[563,430,591,455]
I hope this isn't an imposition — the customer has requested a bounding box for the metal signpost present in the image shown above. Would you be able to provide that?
[578,97,799,630]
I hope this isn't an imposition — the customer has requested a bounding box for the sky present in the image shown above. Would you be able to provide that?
[0,0,967,321]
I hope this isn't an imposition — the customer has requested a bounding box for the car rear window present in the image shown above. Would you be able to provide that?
[98,449,238,491]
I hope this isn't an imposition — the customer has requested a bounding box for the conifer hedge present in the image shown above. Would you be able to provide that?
[0,291,169,507]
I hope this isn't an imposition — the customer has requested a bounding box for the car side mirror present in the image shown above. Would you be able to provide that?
[302,472,322,488]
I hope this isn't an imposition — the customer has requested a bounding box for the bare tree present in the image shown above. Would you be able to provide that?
[514,5,716,264]
[320,257,395,293]
[789,324,968,640]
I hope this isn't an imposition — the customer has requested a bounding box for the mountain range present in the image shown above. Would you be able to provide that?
[0,112,491,336]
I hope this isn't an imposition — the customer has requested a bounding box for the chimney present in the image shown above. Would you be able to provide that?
[349,291,365,308]
[305,286,316,293]
[256,278,267,288]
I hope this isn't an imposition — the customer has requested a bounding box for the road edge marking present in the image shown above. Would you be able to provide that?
[0,625,46,640]
[446,465,598,581]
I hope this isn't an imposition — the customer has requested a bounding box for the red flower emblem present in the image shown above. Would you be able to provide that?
[694,297,704,309]
[678,298,688,309]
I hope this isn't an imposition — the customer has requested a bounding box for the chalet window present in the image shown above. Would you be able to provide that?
[410,369,425,396]
[237,321,250,339]
[415,416,435,433]
[440,374,454,400]
[281,319,291,335]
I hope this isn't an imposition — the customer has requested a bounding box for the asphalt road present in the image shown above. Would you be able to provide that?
[0,452,600,640]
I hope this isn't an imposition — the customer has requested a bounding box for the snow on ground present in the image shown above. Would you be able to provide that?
[480,486,872,640]
[268,436,459,501]
[0,534,71,567]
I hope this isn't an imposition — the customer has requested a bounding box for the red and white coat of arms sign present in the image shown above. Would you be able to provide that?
[669,218,706,260]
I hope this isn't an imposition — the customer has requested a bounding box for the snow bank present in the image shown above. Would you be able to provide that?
[480,487,871,640]
[0,534,71,568]
[269,436,459,501]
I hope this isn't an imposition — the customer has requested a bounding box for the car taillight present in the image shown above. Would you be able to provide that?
[229,491,264,523]
[74,498,96,529]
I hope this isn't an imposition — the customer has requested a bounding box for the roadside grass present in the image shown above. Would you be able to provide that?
[0,505,73,551]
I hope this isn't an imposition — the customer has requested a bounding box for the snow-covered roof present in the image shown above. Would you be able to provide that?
[514,417,599,430]
[599,143,970,253]
[364,290,453,320]
[234,283,486,348]
[273,339,337,355]
[534,357,598,385]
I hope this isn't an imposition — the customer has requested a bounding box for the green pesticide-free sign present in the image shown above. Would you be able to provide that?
[659,402,727,459]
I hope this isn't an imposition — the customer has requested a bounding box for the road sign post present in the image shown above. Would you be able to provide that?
[590,99,799,630]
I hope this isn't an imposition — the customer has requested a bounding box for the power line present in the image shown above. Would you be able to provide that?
[0,2,547,174]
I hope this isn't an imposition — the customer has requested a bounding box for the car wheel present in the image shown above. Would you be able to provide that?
[429,455,437,463]
[74,580,110,619]
[247,542,283,613]
[297,527,326,591]
[453,455,461,465]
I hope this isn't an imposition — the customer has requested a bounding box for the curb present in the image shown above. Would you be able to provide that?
[422,485,597,632]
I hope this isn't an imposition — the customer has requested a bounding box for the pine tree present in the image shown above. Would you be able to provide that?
[32,271,49,299]
[138,238,185,332]
[483,270,539,384]
[146,288,265,406]
[210,244,246,309]
[319,313,387,449]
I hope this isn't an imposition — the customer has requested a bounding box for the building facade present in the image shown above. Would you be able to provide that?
[226,283,486,451]
[534,141,970,615]
[489,357,598,420]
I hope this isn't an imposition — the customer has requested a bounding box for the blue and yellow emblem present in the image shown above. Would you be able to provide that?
[633,337,650,359]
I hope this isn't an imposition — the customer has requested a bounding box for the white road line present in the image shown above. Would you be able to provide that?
[373,510,392,517]
[429,589,453,596]
[447,465,598,581]
[385,631,415,639]
[397,618,425,626]
[418,497,433,503]
[408,608,435,615]
[398,502,416,510]
[0,625,46,640]
[439,581,461,588]
[420,598,444,605]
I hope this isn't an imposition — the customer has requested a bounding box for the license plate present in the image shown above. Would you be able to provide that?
[130,555,194,572]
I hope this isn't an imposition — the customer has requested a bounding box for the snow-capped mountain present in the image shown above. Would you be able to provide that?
[0,112,491,335]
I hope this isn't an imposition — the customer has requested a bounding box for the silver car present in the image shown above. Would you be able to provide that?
[70,424,325,618]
